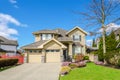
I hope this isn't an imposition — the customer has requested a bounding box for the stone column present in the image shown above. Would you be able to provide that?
[26,50,29,63]
[41,49,45,63]
[68,43,73,59]
[60,49,64,62]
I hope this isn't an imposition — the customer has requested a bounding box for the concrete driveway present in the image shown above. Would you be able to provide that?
[0,63,61,80]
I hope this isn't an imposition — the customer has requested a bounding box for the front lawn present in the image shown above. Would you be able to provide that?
[60,63,120,80]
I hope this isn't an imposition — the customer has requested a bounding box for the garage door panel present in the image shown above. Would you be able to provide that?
[46,52,61,63]
[29,53,42,63]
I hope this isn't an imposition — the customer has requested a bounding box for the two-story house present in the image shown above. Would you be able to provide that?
[22,26,87,63]
[0,36,18,56]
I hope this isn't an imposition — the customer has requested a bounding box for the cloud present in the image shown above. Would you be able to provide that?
[0,13,26,40]
[9,0,19,8]
[9,0,17,4]
[86,39,93,46]
[99,23,120,33]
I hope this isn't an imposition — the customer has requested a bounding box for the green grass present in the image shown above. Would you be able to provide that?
[60,63,120,80]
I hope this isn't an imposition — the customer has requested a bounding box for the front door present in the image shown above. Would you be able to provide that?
[63,50,67,61]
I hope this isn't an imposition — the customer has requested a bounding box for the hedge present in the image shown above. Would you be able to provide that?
[0,58,18,68]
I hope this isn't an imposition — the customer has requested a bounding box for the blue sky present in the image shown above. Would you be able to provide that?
[0,0,119,48]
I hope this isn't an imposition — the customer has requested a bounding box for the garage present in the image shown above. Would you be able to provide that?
[46,50,61,62]
[29,53,42,63]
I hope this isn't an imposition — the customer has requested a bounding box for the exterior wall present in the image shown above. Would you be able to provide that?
[44,41,62,50]
[1,45,17,56]
[68,28,86,54]
[34,34,41,42]
[86,54,98,62]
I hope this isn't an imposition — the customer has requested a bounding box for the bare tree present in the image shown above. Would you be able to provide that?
[79,0,120,63]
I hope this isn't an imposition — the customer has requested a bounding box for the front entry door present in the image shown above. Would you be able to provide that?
[63,50,67,61]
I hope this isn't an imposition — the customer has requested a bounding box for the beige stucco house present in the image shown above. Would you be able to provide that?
[21,26,88,63]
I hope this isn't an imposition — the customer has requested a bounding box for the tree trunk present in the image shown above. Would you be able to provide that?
[102,25,107,64]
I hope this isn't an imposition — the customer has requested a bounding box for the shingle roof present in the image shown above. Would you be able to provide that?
[58,37,73,42]
[55,28,73,42]
[33,30,58,34]
[21,40,47,49]
[0,36,18,46]
[73,42,84,47]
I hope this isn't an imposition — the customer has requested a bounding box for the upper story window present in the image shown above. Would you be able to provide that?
[73,34,81,41]
[41,34,52,40]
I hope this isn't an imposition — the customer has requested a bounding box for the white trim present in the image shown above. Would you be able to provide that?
[66,26,88,35]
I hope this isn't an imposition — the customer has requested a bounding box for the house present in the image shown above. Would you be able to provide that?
[0,36,18,56]
[21,26,88,63]
[114,28,120,48]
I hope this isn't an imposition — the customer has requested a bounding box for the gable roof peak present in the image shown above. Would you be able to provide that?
[66,26,88,35]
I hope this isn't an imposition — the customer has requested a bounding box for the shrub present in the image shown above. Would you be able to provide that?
[77,61,86,67]
[74,54,84,62]
[105,50,120,65]
[60,66,71,75]
[62,62,71,66]
[0,58,18,68]
[69,63,78,69]
[94,61,104,65]
[117,59,120,67]
[69,61,86,69]
[84,56,89,60]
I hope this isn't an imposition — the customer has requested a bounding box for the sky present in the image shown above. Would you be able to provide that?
[0,0,120,48]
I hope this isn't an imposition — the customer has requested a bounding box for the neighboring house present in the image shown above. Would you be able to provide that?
[21,26,87,63]
[0,36,18,56]
[114,28,120,48]
[114,28,120,41]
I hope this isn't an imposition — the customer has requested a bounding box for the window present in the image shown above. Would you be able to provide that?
[45,49,60,52]
[74,46,82,54]
[41,34,52,40]
[29,50,32,53]
[38,50,42,53]
[34,50,37,53]
[73,34,81,41]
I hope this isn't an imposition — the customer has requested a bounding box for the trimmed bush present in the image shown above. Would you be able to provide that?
[84,56,89,60]
[117,59,120,67]
[74,54,84,62]
[62,62,71,66]
[60,66,71,75]
[94,61,104,65]
[77,61,86,67]
[69,61,86,69]
[0,58,18,68]
[69,63,78,69]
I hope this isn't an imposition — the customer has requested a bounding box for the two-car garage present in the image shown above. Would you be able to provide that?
[28,50,61,63]
[25,39,67,63]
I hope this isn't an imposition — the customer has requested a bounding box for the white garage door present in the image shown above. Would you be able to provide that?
[29,53,42,63]
[46,50,61,62]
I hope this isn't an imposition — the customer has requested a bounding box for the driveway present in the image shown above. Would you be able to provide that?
[0,63,61,80]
